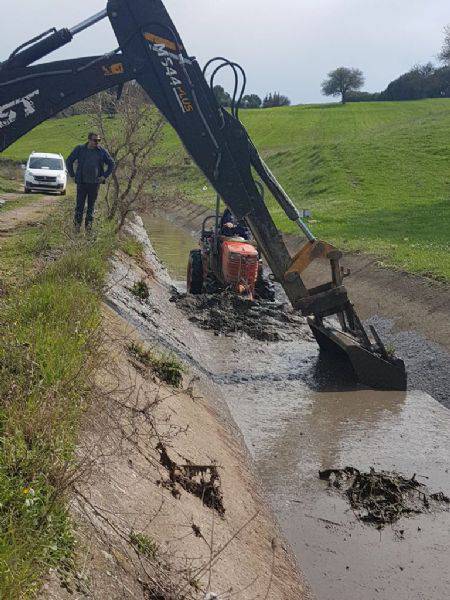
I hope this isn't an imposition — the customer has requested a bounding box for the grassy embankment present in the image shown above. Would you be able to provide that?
[155,99,450,281]
[2,99,449,280]
[0,200,117,597]
[0,171,184,596]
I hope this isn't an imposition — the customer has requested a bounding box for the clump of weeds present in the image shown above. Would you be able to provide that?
[127,342,184,388]
[130,531,159,561]
[120,235,144,259]
[131,278,150,300]
[320,466,450,526]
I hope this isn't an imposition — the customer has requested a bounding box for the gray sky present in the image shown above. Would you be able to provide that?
[2,1,448,103]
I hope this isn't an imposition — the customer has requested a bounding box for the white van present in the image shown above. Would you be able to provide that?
[23,152,67,195]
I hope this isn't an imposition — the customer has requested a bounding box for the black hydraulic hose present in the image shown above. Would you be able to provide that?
[209,62,240,116]
[8,28,58,60]
[1,29,73,71]
[203,57,247,120]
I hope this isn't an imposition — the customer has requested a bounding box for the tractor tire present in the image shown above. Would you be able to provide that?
[187,250,204,294]
[255,266,276,301]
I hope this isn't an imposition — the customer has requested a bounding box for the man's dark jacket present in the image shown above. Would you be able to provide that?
[66,143,115,185]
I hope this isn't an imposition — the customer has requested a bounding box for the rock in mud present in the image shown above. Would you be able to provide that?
[170,289,308,342]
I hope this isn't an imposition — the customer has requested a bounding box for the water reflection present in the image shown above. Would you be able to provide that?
[254,388,407,488]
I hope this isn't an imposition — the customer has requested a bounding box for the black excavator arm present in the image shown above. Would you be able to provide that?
[0,0,406,390]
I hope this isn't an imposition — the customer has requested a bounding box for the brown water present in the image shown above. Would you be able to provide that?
[139,212,450,600]
[141,212,198,283]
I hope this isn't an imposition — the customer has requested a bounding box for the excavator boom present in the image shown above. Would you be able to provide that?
[0,0,407,390]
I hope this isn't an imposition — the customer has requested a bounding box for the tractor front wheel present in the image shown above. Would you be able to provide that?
[187,250,204,294]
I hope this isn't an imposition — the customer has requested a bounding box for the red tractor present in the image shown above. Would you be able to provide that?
[187,198,275,300]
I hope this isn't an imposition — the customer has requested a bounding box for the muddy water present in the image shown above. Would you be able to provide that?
[139,212,450,600]
[141,212,197,284]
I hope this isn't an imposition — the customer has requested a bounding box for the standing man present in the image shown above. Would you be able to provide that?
[66,132,115,232]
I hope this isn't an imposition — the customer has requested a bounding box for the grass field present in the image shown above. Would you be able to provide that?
[2,99,449,280]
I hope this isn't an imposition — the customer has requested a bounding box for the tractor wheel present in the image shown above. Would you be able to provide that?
[204,274,223,295]
[187,250,204,294]
[255,266,276,301]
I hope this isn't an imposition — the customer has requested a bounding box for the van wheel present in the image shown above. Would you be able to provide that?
[187,250,204,294]
[24,187,31,194]
[60,190,67,196]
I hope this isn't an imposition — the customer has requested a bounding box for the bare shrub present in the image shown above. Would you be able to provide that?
[87,83,166,231]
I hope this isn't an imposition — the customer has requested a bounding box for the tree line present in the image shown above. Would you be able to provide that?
[213,86,291,108]
[215,24,450,107]
[322,25,450,103]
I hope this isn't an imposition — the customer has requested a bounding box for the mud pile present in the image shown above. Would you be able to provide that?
[170,289,308,342]
[320,467,450,526]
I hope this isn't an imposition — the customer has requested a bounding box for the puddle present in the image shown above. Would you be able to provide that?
[135,210,450,600]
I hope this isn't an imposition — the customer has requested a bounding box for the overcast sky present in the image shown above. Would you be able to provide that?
[2,1,448,103]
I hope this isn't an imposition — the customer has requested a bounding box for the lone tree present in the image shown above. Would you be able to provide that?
[262,92,291,108]
[321,67,365,104]
[439,25,450,64]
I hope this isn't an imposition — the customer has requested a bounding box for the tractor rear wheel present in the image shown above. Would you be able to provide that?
[255,265,276,301]
[187,250,204,294]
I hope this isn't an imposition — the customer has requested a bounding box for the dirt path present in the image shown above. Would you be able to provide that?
[0,193,58,236]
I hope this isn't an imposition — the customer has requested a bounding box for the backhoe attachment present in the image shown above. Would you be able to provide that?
[0,0,407,390]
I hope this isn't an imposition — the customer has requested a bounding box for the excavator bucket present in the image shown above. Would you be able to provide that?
[308,317,407,391]
[288,241,407,391]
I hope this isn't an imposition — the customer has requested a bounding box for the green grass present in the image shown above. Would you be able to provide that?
[1,116,92,163]
[0,175,19,195]
[0,163,43,212]
[1,100,449,279]
[0,195,38,213]
[155,99,450,281]
[129,531,158,560]
[119,235,145,259]
[0,202,117,598]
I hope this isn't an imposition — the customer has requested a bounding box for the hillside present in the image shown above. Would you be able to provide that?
[2,99,449,280]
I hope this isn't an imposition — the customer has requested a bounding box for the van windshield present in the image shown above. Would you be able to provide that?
[29,157,63,170]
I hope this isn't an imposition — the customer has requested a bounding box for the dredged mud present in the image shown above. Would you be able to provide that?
[170,289,309,342]
[143,208,450,407]
[319,467,450,526]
